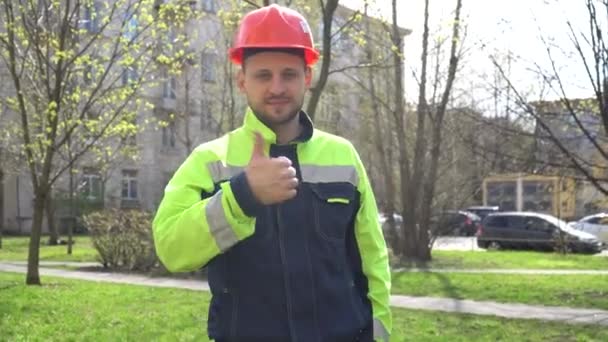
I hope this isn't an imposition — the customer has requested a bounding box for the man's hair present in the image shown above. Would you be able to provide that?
[242,47,306,69]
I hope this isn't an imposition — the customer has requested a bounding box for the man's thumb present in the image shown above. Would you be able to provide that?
[251,132,266,160]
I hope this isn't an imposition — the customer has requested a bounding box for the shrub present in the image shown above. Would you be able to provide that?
[83,209,157,271]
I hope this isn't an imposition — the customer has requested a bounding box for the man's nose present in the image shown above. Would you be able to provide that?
[269,76,287,95]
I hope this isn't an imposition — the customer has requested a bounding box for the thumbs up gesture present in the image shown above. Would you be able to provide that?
[245,132,299,205]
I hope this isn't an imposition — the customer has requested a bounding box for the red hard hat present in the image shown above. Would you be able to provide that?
[229,4,320,66]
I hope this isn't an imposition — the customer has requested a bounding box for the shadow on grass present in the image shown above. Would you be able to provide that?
[72,265,208,280]
[396,258,465,314]
[0,283,20,291]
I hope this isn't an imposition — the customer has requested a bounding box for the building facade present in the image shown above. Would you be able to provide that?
[0,0,410,234]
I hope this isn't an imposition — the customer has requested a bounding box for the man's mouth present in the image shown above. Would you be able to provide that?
[266,98,290,105]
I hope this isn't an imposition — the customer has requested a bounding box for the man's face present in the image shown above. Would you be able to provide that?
[238,51,312,128]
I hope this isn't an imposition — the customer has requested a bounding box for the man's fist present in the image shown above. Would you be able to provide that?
[245,132,298,205]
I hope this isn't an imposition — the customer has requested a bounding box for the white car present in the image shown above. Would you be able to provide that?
[378,212,403,225]
[378,213,403,236]
[570,213,608,244]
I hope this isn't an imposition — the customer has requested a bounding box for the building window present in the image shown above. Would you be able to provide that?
[123,12,139,41]
[84,64,96,85]
[163,70,176,99]
[81,2,101,33]
[121,170,138,200]
[80,171,102,201]
[201,0,216,13]
[331,16,354,51]
[168,25,177,44]
[162,121,176,148]
[201,52,216,82]
[200,99,210,130]
[122,66,138,86]
[119,116,137,146]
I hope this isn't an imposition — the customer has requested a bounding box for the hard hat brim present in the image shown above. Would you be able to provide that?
[229,46,320,66]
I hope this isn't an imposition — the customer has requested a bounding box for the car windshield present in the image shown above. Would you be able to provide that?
[583,214,608,223]
[543,215,584,233]
[542,215,572,230]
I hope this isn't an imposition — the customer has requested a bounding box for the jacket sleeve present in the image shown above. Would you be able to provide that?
[152,148,260,273]
[351,147,392,342]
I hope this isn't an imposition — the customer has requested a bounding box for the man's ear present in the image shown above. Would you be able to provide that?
[237,68,246,93]
[305,66,312,88]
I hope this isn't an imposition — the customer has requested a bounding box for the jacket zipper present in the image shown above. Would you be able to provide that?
[277,206,297,342]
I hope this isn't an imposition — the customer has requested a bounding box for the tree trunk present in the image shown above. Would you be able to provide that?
[67,163,74,255]
[390,0,427,262]
[419,0,462,256]
[419,122,443,258]
[27,192,47,285]
[46,192,59,245]
[365,6,400,254]
[0,167,4,249]
[306,0,339,120]
[184,77,193,155]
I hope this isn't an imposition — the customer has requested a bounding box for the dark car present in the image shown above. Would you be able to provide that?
[432,210,482,237]
[465,206,500,219]
[477,212,603,253]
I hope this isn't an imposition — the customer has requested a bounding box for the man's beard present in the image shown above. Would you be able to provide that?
[250,97,303,128]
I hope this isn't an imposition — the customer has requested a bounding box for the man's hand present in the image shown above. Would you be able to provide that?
[245,132,298,205]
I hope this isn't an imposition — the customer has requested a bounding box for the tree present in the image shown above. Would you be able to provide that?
[0,0,191,285]
[389,0,463,262]
[0,148,4,249]
[437,107,536,208]
[305,0,340,120]
[491,0,608,196]
[351,2,401,253]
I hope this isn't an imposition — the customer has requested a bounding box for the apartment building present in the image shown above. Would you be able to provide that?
[0,0,410,234]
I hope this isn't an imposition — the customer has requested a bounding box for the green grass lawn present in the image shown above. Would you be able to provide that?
[2,236,607,271]
[0,236,98,262]
[1,272,607,342]
[429,250,608,270]
[392,272,608,310]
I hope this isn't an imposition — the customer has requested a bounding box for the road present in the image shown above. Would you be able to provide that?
[432,237,608,256]
[432,237,483,251]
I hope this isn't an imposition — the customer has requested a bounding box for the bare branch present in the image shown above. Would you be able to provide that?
[492,56,608,195]
[330,10,361,40]
[327,61,392,76]
[537,32,608,162]
[243,0,261,8]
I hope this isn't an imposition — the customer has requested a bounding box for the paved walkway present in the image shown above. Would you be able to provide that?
[7,260,608,275]
[394,267,608,275]
[2,262,608,326]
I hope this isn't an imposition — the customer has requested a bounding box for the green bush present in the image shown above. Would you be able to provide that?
[83,209,157,271]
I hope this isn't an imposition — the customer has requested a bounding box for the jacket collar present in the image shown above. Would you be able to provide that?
[242,107,314,145]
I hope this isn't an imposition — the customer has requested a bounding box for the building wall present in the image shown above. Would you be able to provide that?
[0,2,409,234]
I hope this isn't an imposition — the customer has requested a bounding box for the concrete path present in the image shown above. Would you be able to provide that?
[6,260,607,276]
[0,263,208,291]
[2,262,608,326]
[391,296,608,326]
[5,261,101,268]
[394,267,608,275]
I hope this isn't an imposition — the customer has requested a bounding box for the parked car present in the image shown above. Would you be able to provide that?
[378,212,403,235]
[432,210,482,237]
[569,213,608,244]
[465,206,500,219]
[477,212,603,253]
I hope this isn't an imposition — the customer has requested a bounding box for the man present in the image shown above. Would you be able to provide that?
[152,4,391,342]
